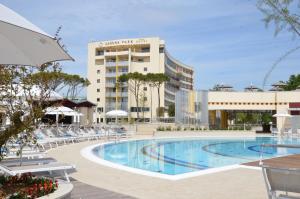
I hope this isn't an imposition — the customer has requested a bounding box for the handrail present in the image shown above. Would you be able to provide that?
[259,144,300,166]
[261,144,300,149]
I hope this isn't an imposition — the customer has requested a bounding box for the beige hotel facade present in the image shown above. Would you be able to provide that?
[87,37,194,123]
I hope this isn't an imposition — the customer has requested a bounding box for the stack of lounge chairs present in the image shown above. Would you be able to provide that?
[271,128,300,138]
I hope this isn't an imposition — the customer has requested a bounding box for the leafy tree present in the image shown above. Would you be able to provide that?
[119,72,146,119]
[31,70,90,100]
[0,64,61,161]
[257,0,300,37]
[236,112,248,124]
[284,74,300,90]
[168,104,175,117]
[146,73,169,117]
[0,63,88,162]
[258,0,300,88]
[261,112,273,124]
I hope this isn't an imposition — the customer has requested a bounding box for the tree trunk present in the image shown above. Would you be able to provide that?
[158,86,160,109]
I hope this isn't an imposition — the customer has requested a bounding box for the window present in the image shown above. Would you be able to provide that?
[144,97,147,101]
[138,58,144,62]
[97,107,103,112]
[97,70,100,74]
[97,89,100,92]
[96,50,104,56]
[141,47,150,52]
[97,79,100,83]
[144,67,147,72]
[159,47,164,53]
[130,107,149,112]
[195,102,201,112]
[143,87,147,91]
[97,98,100,102]
[96,118,99,123]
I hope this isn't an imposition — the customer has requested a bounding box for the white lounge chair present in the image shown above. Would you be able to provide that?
[271,128,279,136]
[260,144,300,199]
[262,165,300,199]
[283,128,293,137]
[0,162,76,182]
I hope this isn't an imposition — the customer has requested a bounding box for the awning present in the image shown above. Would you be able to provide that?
[0,3,73,66]
[45,106,81,116]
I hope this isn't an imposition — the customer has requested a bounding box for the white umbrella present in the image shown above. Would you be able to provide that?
[106,110,128,117]
[106,110,128,124]
[273,112,292,134]
[45,106,81,126]
[0,3,73,66]
[45,106,79,116]
[272,113,292,118]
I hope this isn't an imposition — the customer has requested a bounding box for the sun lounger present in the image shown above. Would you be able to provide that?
[5,152,46,159]
[0,162,76,182]
[260,144,300,199]
[271,128,279,136]
[262,165,300,199]
[1,157,56,167]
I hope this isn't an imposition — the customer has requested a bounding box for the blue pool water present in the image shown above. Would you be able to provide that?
[92,137,300,175]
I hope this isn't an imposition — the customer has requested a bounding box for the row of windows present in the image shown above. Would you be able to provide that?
[96,106,150,113]
[165,57,193,75]
[208,102,288,105]
[130,107,150,112]
[96,47,151,56]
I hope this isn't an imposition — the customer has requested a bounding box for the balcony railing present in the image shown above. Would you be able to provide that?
[104,50,129,56]
[106,82,128,87]
[105,92,128,97]
[105,71,128,78]
[106,61,129,67]
[106,103,128,112]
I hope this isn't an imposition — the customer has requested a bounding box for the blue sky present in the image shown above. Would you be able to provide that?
[2,0,299,92]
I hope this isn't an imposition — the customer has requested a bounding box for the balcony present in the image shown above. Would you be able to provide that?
[131,52,150,57]
[104,50,129,56]
[168,78,180,87]
[105,71,128,78]
[106,92,128,98]
[106,103,128,112]
[105,82,128,88]
[106,61,129,67]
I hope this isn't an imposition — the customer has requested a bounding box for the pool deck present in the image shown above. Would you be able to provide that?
[48,132,270,199]
[244,154,300,169]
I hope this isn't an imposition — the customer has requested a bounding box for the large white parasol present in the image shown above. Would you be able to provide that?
[273,112,292,134]
[0,3,73,66]
[106,110,128,124]
[45,106,82,126]
[106,110,128,117]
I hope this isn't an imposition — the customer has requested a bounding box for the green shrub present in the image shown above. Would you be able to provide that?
[166,126,172,131]
[190,127,194,131]
[245,126,251,130]
[157,126,165,131]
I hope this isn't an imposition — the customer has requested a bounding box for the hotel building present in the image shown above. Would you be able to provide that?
[87,37,194,123]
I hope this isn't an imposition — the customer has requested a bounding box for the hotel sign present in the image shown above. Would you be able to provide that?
[98,38,148,47]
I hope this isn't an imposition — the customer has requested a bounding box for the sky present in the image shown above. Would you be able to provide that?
[1,0,299,92]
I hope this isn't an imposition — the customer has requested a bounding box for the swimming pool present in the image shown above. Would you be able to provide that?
[86,137,300,177]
